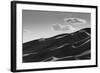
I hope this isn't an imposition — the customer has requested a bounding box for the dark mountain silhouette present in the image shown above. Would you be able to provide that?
[23,28,91,63]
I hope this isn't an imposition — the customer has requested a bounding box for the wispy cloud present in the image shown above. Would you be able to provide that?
[52,24,75,32]
[52,18,87,33]
[23,29,32,34]
[52,24,61,31]
[64,18,87,25]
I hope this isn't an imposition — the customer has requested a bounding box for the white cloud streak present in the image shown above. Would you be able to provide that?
[23,29,31,34]
[52,18,87,33]
[52,24,76,32]
[64,18,87,25]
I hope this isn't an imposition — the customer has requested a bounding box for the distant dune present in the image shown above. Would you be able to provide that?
[23,28,91,63]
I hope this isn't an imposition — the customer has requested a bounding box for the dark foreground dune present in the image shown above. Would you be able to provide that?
[23,28,91,63]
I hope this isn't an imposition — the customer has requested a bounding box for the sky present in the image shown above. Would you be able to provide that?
[22,10,91,43]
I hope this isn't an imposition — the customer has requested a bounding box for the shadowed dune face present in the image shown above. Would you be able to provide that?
[23,28,91,63]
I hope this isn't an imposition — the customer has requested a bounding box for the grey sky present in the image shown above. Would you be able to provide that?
[22,10,91,43]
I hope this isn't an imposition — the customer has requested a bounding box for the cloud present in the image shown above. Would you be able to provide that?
[52,24,76,32]
[52,17,87,33]
[23,29,31,34]
[52,24,61,31]
[61,25,76,32]
[64,18,87,25]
